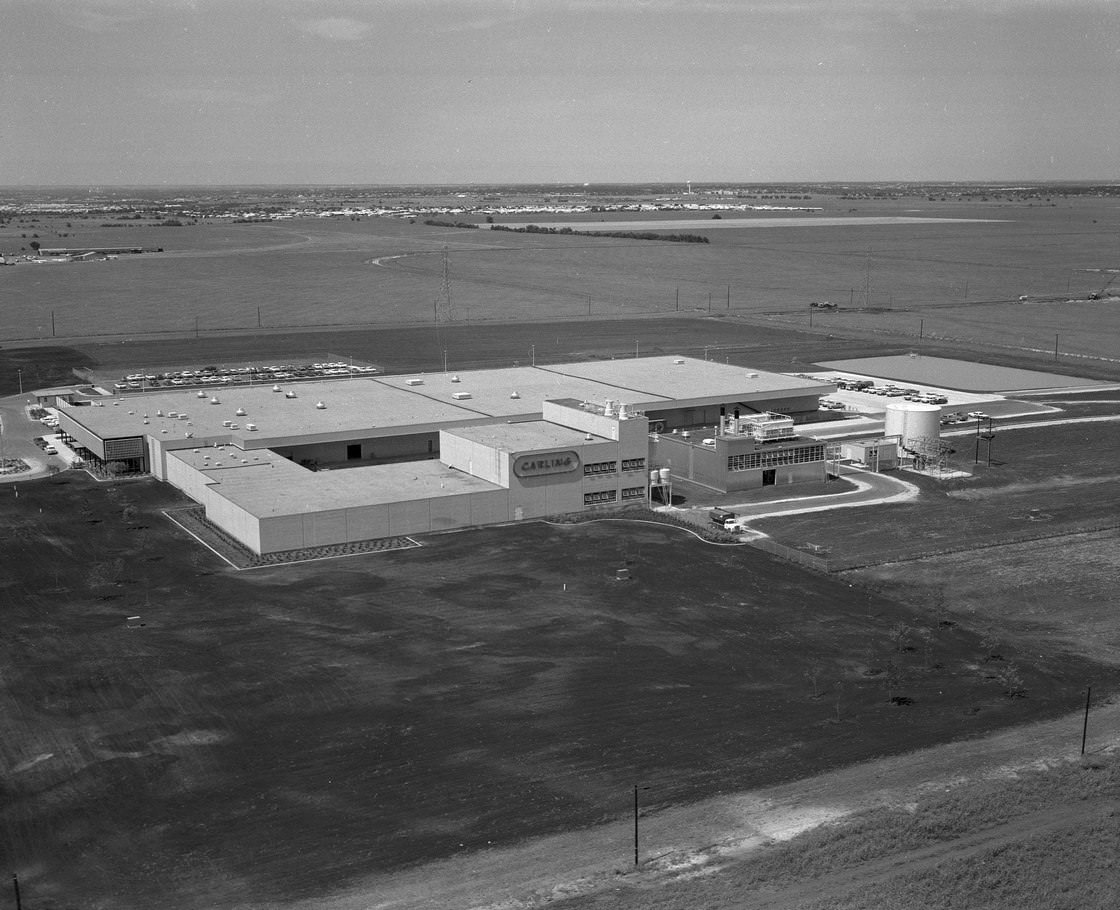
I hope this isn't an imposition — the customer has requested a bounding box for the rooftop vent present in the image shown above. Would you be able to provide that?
[510,391,520,399]
[674,358,686,364]
[272,384,281,392]
[210,397,220,405]
[197,390,206,398]
[451,375,461,383]
[156,410,163,417]
[747,372,759,378]
[315,401,326,409]
[285,391,297,399]
[585,433,593,440]
[235,408,246,416]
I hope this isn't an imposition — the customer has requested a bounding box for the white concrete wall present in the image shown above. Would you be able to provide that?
[439,432,509,486]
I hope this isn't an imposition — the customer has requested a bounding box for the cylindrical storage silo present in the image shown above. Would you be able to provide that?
[659,467,671,484]
[650,469,660,485]
[884,401,941,448]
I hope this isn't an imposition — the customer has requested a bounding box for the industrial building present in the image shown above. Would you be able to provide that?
[54,356,833,554]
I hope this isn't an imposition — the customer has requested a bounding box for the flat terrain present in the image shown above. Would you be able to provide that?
[4,476,1116,909]
[4,188,1120,908]
[3,195,1120,367]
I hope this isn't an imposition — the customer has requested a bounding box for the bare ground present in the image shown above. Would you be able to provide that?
[243,697,1120,910]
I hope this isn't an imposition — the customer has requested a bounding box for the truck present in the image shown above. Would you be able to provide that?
[709,508,737,528]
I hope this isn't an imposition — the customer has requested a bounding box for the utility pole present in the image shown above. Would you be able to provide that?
[1082,686,1092,755]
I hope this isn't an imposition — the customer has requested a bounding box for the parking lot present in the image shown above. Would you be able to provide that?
[111,360,380,391]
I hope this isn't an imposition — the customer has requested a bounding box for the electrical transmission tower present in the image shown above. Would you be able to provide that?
[434,247,453,323]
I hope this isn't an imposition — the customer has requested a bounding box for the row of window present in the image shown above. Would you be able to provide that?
[621,487,646,501]
[584,490,617,504]
[621,458,646,472]
[584,461,617,475]
[727,445,826,472]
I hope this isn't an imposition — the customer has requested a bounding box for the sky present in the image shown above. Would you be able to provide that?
[2,0,1118,185]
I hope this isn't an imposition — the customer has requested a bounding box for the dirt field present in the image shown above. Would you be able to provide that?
[4,475,1117,909]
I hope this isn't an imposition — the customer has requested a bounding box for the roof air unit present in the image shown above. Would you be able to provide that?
[451,391,472,400]
[246,423,258,431]
[406,378,424,386]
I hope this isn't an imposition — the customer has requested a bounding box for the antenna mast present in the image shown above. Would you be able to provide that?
[436,247,453,322]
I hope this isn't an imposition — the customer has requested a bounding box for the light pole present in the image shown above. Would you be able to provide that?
[17,368,22,395]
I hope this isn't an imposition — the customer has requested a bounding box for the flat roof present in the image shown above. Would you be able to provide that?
[373,366,671,417]
[540,356,831,404]
[61,379,485,445]
[61,356,828,449]
[169,448,502,518]
[446,420,607,452]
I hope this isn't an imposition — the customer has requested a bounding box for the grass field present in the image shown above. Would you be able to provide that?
[549,752,1120,910]
[4,475,1117,908]
[3,195,1119,366]
[752,420,1120,569]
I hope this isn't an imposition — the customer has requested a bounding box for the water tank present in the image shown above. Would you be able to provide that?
[884,401,941,447]
[650,469,659,484]
[659,468,671,484]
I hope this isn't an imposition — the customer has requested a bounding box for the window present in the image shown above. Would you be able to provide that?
[621,457,646,472]
[584,461,617,476]
[727,444,825,472]
[583,490,618,505]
